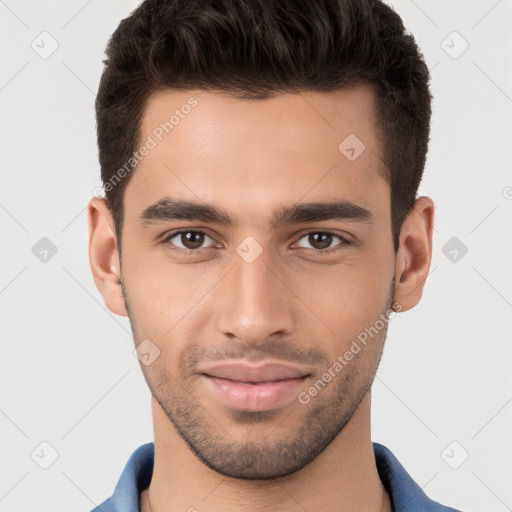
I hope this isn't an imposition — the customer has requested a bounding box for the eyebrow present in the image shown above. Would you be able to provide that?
[138,197,373,229]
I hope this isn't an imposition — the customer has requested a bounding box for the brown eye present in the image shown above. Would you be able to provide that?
[295,231,350,253]
[307,233,334,250]
[164,230,214,251]
[180,231,205,249]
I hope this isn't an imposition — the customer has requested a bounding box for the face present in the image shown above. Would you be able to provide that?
[94,84,403,479]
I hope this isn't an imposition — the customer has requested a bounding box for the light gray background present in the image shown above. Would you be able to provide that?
[1,1,511,511]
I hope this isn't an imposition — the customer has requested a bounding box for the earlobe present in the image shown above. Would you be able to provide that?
[392,196,435,312]
[87,197,128,317]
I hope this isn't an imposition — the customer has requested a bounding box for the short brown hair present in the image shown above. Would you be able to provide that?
[96,0,432,255]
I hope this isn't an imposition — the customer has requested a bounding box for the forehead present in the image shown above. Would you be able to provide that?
[124,84,388,226]
[142,84,379,154]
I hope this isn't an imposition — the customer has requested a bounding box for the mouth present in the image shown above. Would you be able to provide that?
[201,373,310,412]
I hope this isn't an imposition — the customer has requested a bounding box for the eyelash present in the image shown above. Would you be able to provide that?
[160,229,352,256]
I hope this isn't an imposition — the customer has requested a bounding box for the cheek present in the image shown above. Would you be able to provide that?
[296,251,394,347]
[122,247,216,344]
[122,235,178,308]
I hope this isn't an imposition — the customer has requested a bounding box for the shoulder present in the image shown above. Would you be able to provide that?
[373,442,466,512]
[89,443,154,512]
[90,497,116,512]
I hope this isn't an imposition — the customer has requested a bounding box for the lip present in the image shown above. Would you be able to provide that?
[200,361,311,382]
[199,361,311,412]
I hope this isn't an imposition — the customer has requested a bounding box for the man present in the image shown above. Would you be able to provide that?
[87,0,464,510]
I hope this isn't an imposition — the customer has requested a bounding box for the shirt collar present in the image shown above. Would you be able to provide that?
[372,442,461,511]
[94,442,461,512]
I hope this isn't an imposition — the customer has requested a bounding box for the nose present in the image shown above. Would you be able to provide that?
[214,247,295,346]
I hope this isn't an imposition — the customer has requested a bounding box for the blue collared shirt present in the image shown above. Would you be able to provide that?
[91,442,464,512]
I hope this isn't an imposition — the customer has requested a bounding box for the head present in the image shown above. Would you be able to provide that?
[89,0,434,479]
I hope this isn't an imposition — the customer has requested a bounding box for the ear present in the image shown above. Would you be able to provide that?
[87,197,128,317]
[393,196,435,312]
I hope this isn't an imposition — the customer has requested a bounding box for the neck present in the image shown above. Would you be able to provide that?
[140,391,392,512]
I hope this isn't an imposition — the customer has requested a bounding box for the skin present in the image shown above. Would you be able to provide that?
[88,82,434,512]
